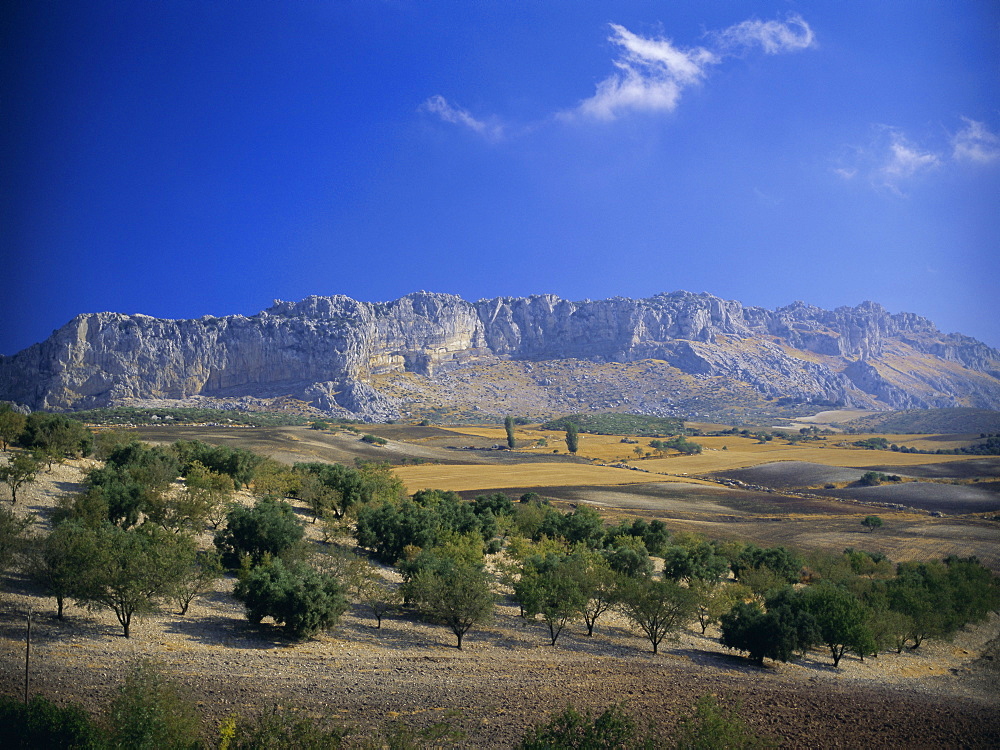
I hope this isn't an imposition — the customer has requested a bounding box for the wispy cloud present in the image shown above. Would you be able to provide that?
[572,24,717,120]
[836,118,998,193]
[879,130,941,183]
[712,14,815,55]
[421,95,503,140]
[570,15,814,121]
[952,117,1000,164]
[425,15,816,133]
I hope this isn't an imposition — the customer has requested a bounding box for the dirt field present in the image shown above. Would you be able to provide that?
[3,422,999,747]
[1,460,998,748]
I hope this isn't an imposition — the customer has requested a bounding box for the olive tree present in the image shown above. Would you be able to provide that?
[407,560,495,649]
[565,423,579,454]
[214,497,305,568]
[0,405,26,452]
[80,524,197,638]
[0,452,39,504]
[617,576,698,654]
[233,558,348,640]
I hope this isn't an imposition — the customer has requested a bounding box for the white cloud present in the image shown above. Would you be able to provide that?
[421,95,503,140]
[952,117,1000,164]
[838,117,999,193]
[570,16,814,121]
[428,15,816,131]
[572,25,717,121]
[880,132,941,181]
[713,14,815,55]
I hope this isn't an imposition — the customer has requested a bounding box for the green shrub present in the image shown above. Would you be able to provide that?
[226,705,347,749]
[106,659,203,749]
[517,704,658,749]
[674,694,772,749]
[0,695,103,749]
[214,497,305,568]
[233,559,347,639]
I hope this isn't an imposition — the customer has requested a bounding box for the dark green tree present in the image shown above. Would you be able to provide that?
[576,551,621,637]
[602,537,654,578]
[172,549,224,615]
[233,558,348,640]
[731,545,803,585]
[661,540,729,583]
[720,594,819,666]
[0,504,30,577]
[504,415,517,449]
[861,515,883,532]
[19,412,92,460]
[29,521,101,619]
[214,497,305,568]
[565,422,579,454]
[81,524,197,637]
[515,552,590,645]
[801,583,877,667]
[407,559,494,649]
[0,404,27,452]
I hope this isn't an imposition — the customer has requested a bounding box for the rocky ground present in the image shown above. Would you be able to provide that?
[1,461,998,748]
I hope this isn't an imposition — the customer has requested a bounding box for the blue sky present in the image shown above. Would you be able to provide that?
[4,1,999,356]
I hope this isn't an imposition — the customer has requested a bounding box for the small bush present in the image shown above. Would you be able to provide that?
[106,659,203,749]
[0,695,103,749]
[233,559,348,640]
[226,704,347,749]
[517,704,659,749]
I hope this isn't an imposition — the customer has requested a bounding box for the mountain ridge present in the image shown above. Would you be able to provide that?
[3,291,999,421]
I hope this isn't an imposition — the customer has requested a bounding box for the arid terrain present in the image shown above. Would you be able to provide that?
[2,419,999,747]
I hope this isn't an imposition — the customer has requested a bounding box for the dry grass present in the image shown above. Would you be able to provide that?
[435,428,985,471]
[632,436,982,475]
[393,462,703,494]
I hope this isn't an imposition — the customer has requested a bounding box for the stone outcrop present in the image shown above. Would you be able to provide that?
[2,291,999,420]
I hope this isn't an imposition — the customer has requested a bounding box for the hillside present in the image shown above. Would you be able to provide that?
[2,291,999,422]
[844,408,1000,435]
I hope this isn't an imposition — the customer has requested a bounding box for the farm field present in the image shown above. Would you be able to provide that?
[394,462,710,493]
[2,459,998,748]
[3,415,999,747]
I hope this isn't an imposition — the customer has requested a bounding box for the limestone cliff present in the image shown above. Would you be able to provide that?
[2,291,998,420]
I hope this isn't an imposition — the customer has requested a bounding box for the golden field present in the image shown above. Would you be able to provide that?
[394,462,716,494]
[434,426,984,472]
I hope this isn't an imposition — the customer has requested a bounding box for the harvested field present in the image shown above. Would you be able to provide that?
[710,460,874,488]
[635,440,982,474]
[393,463,703,494]
[867,457,1000,480]
[817,481,1000,514]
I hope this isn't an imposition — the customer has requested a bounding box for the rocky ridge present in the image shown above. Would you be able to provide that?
[2,291,999,420]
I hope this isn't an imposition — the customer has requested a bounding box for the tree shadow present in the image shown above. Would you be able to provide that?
[670,646,774,672]
[163,613,293,650]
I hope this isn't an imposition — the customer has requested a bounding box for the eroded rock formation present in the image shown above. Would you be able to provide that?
[2,291,998,420]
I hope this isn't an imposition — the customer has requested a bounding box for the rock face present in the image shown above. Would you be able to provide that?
[2,291,999,420]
